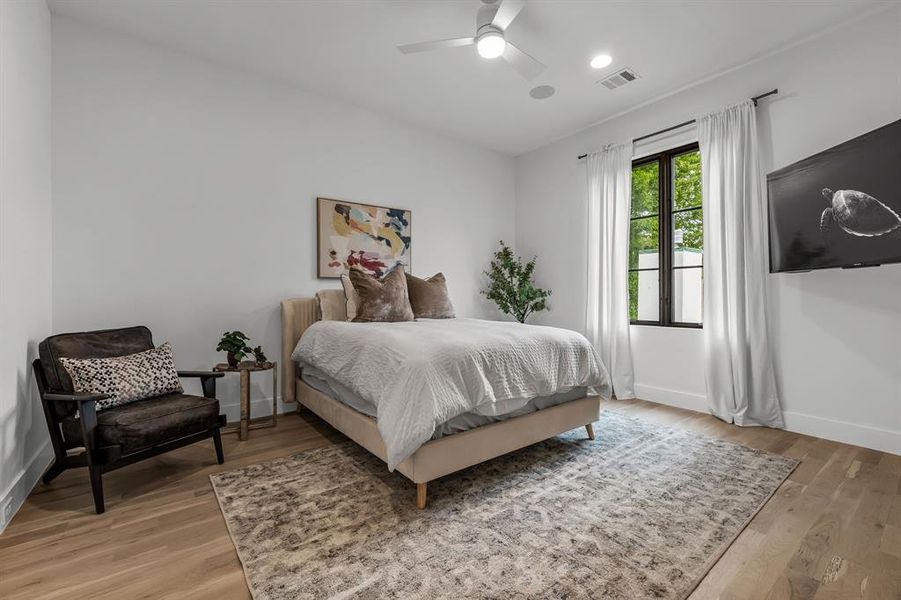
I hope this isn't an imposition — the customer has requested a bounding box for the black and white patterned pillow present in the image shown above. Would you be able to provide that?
[60,342,183,410]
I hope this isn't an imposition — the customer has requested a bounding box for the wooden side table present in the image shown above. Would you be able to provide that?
[214,361,277,441]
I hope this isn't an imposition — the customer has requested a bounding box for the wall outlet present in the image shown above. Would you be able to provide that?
[2,498,14,527]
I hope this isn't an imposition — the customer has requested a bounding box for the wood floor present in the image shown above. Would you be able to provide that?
[1,399,899,599]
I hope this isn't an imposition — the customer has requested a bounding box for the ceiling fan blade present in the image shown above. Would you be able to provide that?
[397,37,474,54]
[491,0,525,31]
[502,41,546,81]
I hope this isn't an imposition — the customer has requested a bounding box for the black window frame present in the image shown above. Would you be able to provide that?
[629,142,703,329]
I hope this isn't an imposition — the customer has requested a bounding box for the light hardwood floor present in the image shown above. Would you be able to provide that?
[1,399,899,599]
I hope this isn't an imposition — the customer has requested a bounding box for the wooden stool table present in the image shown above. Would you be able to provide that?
[214,361,277,441]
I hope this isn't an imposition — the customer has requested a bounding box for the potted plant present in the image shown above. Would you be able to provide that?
[481,241,551,323]
[217,331,252,368]
[252,345,270,367]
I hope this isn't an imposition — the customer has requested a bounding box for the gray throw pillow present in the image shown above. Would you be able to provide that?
[60,342,183,410]
[349,266,415,322]
[405,272,455,319]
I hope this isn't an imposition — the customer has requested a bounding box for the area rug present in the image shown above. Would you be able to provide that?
[211,410,798,600]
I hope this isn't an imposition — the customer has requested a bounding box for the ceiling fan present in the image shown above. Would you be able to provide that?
[396,0,546,81]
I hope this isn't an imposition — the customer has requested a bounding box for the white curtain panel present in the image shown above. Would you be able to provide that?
[698,100,784,427]
[586,143,635,399]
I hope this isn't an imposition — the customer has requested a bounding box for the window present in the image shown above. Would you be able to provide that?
[629,143,703,327]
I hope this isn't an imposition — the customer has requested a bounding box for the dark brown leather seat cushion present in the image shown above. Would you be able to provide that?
[62,393,220,454]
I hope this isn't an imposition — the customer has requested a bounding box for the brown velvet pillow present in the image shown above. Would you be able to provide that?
[405,272,455,319]
[349,266,415,322]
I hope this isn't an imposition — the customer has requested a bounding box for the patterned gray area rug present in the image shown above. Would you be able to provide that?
[211,410,798,600]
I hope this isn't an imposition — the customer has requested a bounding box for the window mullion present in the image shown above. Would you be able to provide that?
[671,205,702,215]
[658,155,664,326]
[660,152,673,326]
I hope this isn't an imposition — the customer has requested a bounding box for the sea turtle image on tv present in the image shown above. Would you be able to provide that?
[819,188,901,239]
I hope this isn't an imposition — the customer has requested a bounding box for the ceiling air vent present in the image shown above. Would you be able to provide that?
[598,68,641,90]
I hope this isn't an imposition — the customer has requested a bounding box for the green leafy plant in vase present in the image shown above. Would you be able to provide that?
[217,331,252,368]
[481,240,551,323]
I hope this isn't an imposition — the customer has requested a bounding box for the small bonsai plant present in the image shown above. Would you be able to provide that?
[217,331,252,367]
[252,345,269,365]
[481,241,551,323]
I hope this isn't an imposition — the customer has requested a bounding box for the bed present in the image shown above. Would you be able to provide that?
[281,296,609,508]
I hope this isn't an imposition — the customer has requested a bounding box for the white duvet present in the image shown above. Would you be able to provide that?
[292,318,611,470]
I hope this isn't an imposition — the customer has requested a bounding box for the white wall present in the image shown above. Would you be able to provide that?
[0,0,54,532]
[515,7,901,454]
[52,18,515,417]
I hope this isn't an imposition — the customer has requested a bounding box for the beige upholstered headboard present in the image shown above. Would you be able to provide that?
[280,298,319,404]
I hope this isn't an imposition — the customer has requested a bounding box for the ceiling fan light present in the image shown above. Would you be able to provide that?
[477,31,506,59]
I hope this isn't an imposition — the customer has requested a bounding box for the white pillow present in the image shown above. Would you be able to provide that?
[340,273,359,321]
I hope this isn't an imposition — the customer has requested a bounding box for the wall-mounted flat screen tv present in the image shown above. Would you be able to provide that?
[767,118,901,273]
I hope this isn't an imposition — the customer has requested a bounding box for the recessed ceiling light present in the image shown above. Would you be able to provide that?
[529,85,555,100]
[477,31,506,59]
[590,54,613,69]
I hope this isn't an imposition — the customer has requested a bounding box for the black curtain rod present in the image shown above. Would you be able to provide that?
[576,88,778,160]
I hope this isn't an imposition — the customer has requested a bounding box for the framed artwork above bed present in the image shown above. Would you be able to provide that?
[316,197,412,279]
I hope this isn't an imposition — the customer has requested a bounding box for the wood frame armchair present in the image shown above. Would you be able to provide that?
[33,326,227,514]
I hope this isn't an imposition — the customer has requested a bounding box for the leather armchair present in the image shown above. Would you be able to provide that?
[33,326,227,514]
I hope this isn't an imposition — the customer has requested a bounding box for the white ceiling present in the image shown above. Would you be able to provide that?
[48,0,886,155]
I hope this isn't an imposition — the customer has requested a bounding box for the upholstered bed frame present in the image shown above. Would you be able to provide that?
[281,297,601,508]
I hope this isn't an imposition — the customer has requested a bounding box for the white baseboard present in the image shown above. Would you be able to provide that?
[0,440,53,535]
[218,396,296,424]
[782,411,901,457]
[633,384,708,414]
[634,386,901,457]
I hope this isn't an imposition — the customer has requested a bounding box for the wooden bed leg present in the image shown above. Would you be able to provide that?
[416,482,427,509]
[586,423,595,440]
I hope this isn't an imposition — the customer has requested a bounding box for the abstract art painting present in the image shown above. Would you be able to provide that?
[317,197,412,278]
